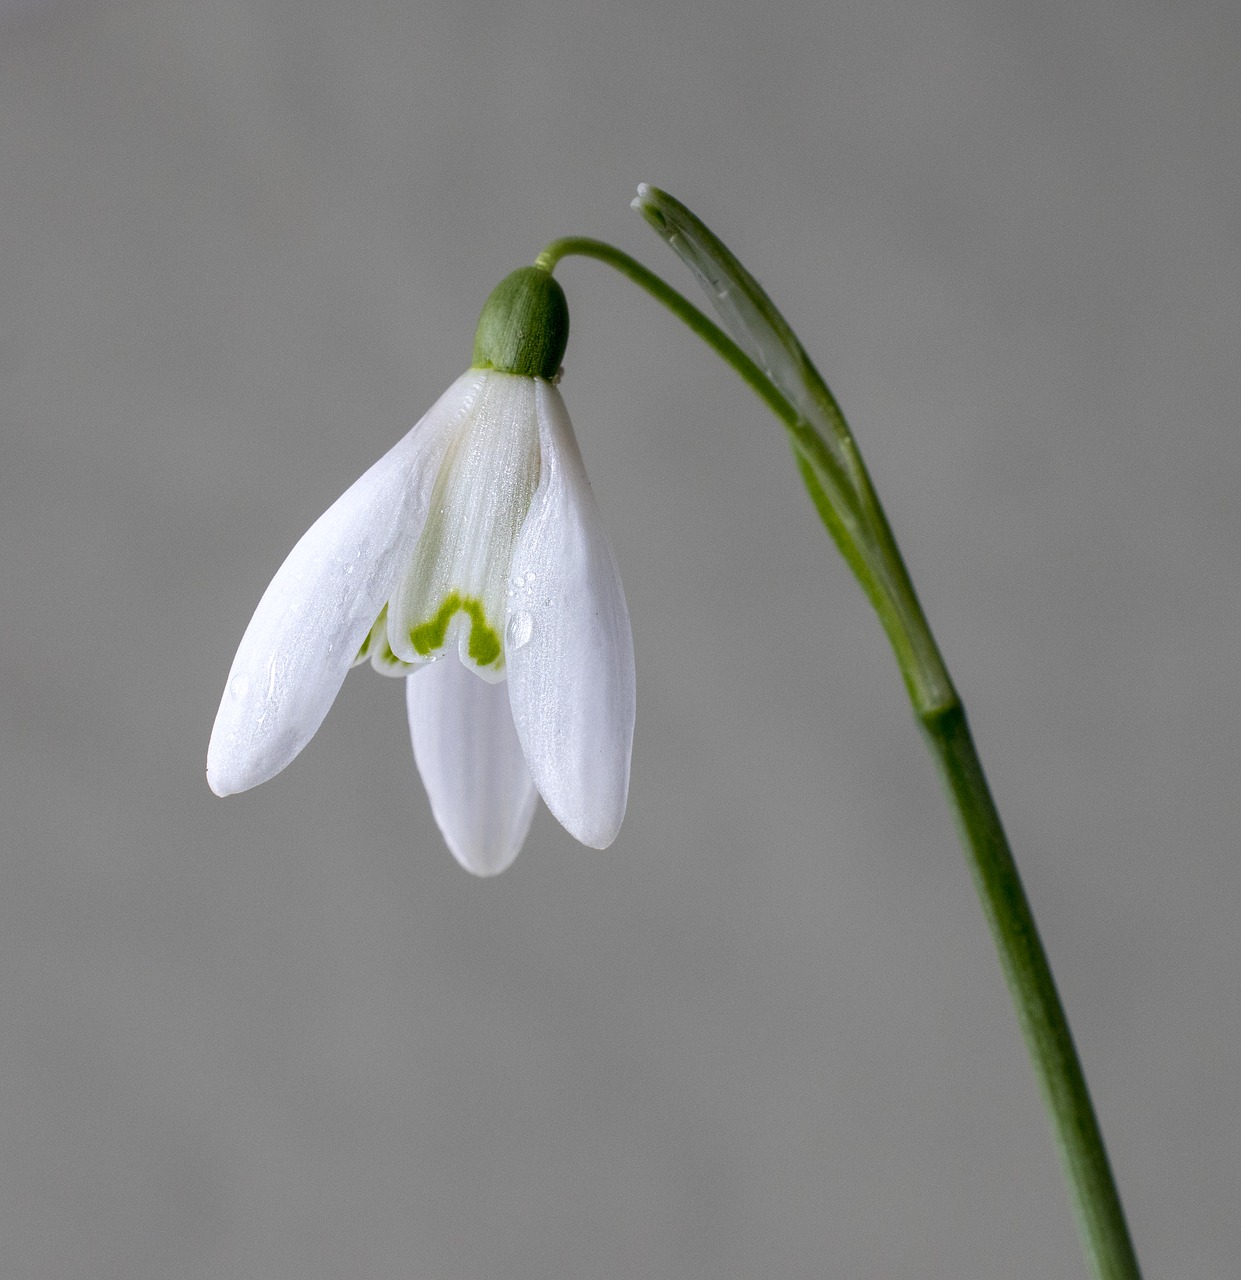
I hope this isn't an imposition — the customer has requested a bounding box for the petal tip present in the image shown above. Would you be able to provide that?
[447,840,524,878]
[205,725,268,797]
[535,751,630,850]
[406,660,538,878]
[205,750,245,797]
[551,800,626,852]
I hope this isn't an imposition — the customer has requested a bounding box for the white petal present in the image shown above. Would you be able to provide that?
[387,372,541,681]
[506,382,635,848]
[207,371,486,796]
[406,660,538,876]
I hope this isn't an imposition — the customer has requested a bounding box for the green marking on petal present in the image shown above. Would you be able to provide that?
[410,591,503,669]
[463,600,503,666]
[409,592,458,655]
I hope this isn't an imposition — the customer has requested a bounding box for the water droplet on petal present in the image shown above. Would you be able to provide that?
[506,611,533,651]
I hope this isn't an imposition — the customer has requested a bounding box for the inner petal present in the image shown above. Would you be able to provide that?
[354,603,415,677]
[388,373,541,682]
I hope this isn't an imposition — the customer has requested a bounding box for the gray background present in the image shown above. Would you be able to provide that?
[2,0,1237,1276]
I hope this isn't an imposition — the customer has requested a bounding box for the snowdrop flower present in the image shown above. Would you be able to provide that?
[208,267,635,875]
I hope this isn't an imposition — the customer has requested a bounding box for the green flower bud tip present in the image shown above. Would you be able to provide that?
[472,266,570,381]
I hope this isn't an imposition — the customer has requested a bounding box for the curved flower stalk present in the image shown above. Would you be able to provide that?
[533,189,1140,1280]
[618,186,1140,1280]
[630,184,955,717]
[208,268,635,876]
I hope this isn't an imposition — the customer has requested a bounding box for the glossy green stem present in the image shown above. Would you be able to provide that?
[538,235,1142,1280]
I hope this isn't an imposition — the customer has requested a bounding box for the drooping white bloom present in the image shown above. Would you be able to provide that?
[208,268,635,875]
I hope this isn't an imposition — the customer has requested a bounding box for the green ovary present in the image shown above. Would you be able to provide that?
[410,591,503,669]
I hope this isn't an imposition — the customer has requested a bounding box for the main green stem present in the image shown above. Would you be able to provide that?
[537,236,1141,1279]
[922,703,1141,1279]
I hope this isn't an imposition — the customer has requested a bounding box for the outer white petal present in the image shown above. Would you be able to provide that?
[207,371,486,796]
[406,660,538,876]
[506,381,635,849]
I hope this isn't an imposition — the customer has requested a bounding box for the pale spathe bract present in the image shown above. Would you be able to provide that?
[207,358,635,876]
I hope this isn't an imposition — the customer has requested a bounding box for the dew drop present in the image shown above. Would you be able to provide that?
[229,675,247,698]
[506,611,533,651]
